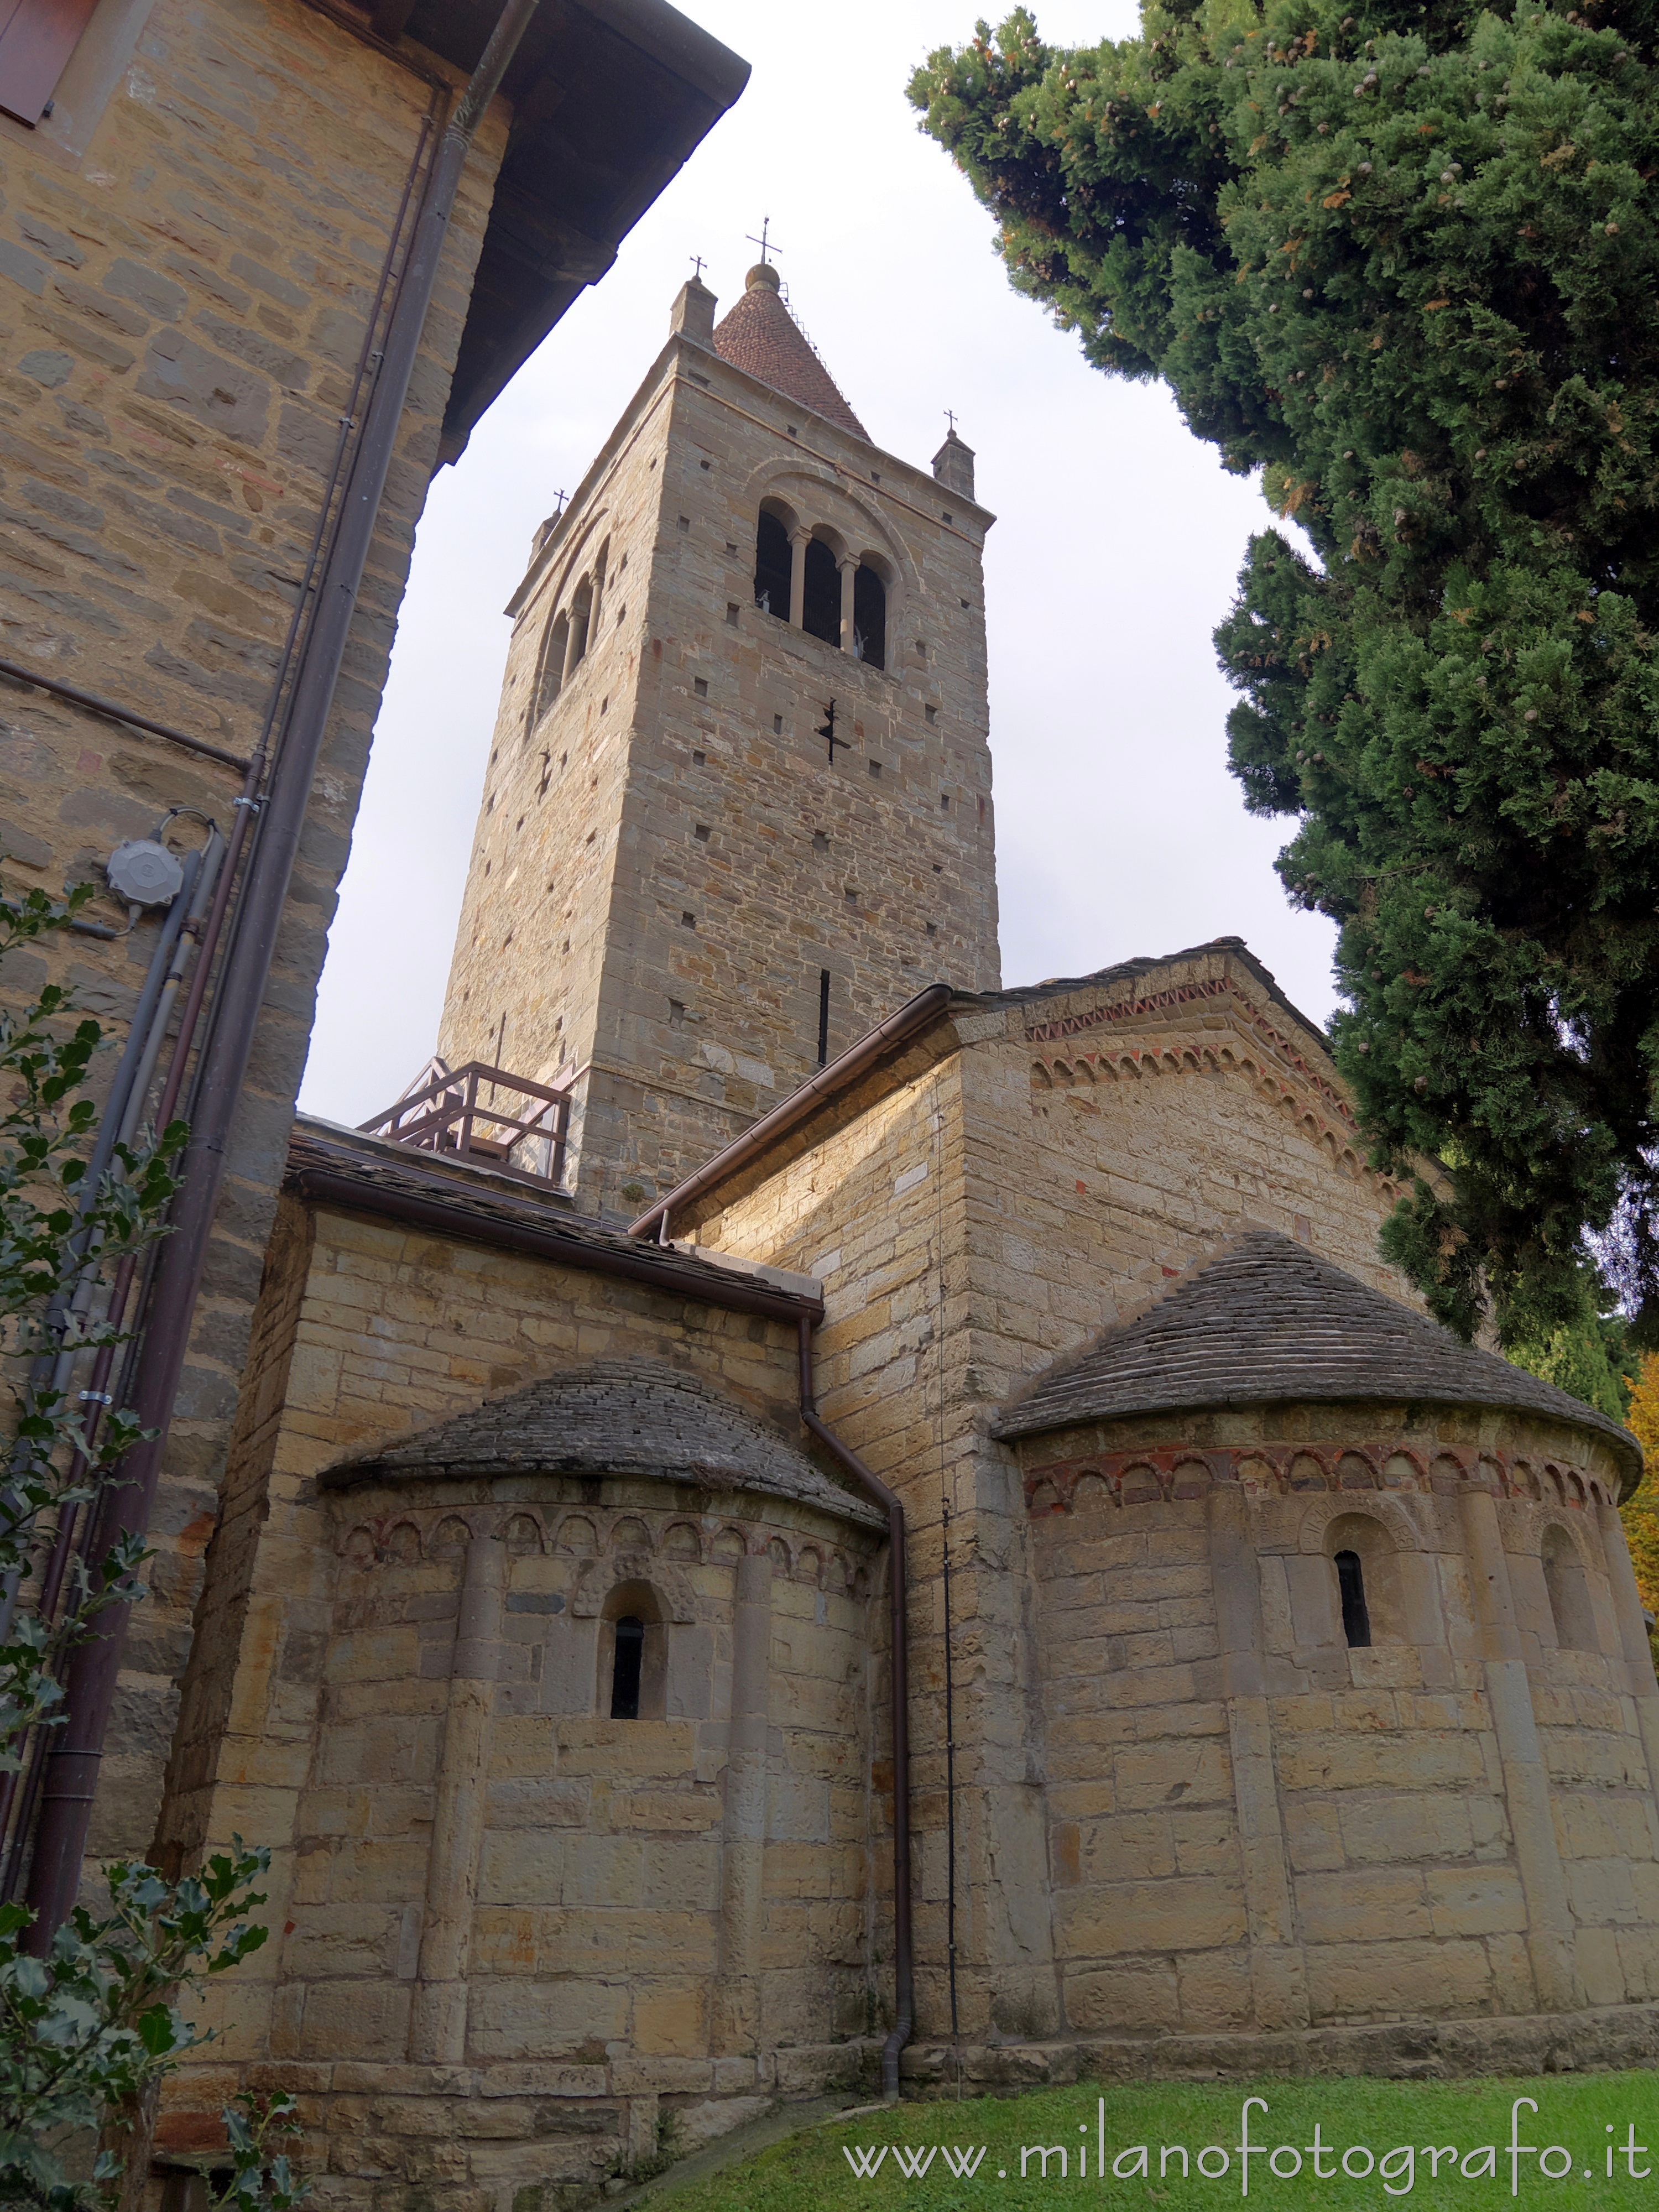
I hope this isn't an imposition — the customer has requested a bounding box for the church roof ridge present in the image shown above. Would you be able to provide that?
[959,937,1334,1067]
[711,262,869,442]
[319,1355,884,1527]
[992,1229,1640,1479]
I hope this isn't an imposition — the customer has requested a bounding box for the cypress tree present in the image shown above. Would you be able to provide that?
[911,2,1659,1340]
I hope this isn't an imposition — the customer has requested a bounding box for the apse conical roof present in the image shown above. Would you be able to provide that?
[321,1357,883,1525]
[992,1230,1639,1477]
[713,263,869,441]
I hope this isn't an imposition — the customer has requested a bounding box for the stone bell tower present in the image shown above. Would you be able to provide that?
[438,259,1000,1218]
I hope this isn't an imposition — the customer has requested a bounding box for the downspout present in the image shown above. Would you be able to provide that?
[22,0,546,1944]
[796,1316,911,2100]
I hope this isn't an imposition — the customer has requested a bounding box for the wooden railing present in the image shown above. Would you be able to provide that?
[358,1059,570,1190]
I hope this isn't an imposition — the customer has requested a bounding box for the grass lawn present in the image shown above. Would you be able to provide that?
[659,2071,1659,2210]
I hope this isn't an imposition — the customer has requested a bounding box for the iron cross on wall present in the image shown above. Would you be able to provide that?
[817,699,849,764]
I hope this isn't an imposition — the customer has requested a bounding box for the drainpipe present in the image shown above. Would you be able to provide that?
[22,0,546,1945]
[796,1316,912,2100]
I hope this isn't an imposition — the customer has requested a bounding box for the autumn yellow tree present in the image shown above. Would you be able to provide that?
[1621,1357,1659,1656]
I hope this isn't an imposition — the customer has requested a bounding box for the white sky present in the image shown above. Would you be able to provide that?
[297,0,1339,1128]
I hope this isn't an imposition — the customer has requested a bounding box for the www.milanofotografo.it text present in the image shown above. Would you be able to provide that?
[841,2099,1656,2194]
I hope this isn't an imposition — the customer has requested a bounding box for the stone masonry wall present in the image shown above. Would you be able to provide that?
[1017,1404,1659,2038]
[159,1186,886,2203]
[669,951,1477,2045]
[439,315,999,1217]
[1,0,504,1865]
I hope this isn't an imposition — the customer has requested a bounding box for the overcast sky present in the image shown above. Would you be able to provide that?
[296,0,1339,1129]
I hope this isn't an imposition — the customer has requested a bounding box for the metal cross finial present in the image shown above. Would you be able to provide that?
[817,697,848,765]
[552,488,568,515]
[944,409,958,434]
[690,254,706,281]
[746,216,781,263]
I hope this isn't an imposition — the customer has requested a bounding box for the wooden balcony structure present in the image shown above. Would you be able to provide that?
[359,1057,570,1191]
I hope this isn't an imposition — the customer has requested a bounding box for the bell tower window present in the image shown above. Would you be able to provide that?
[853,563,886,669]
[802,538,840,646]
[754,508,791,617]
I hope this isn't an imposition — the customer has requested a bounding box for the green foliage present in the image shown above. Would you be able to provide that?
[0,1849,270,2210]
[1499,1255,1631,1418]
[0,887,299,2211]
[0,887,186,1760]
[658,2072,1659,2210]
[911,0,1659,1337]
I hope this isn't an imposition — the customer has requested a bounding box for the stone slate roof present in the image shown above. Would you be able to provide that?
[714,265,869,441]
[321,1358,884,1528]
[993,1231,1640,1477]
[285,1119,821,1315]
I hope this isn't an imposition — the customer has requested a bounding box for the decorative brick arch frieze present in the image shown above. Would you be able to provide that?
[1022,972,1415,1202]
[333,1495,865,1593]
[1020,1439,1603,1517]
[1030,1027,1394,1200]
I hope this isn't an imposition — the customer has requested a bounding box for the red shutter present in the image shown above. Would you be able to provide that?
[0,0,101,127]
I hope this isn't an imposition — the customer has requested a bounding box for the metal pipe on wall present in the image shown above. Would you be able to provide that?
[22,0,546,1944]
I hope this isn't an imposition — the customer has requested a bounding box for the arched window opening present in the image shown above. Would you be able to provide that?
[568,578,593,673]
[802,538,840,646]
[852,563,886,668]
[1542,1526,1599,1652]
[1335,1550,1371,1647]
[531,611,568,727]
[754,508,791,617]
[611,1614,645,1718]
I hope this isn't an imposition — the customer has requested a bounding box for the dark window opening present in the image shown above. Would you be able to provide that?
[802,538,840,645]
[754,509,791,617]
[611,1616,644,1718]
[817,969,831,1066]
[533,612,568,724]
[568,585,592,671]
[853,564,886,668]
[1335,1551,1371,1647]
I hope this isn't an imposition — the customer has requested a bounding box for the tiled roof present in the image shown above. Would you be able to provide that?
[284,1119,821,1316]
[320,1357,883,1527]
[713,265,869,441]
[992,1230,1640,1476]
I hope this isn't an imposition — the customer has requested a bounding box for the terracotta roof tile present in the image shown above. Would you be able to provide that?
[713,264,868,441]
[993,1230,1639,1478]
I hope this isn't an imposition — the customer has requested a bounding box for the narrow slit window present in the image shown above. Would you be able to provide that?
[611,1616,645,1718]
[1335,1550,1371,1647]
[817,969,831,1066]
